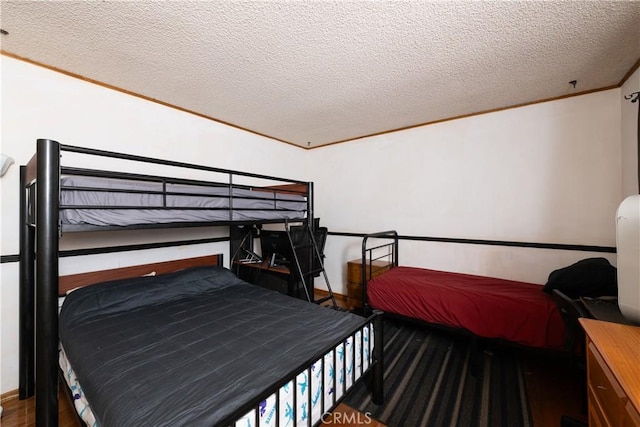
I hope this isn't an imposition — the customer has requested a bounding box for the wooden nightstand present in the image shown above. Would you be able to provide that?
[346,259,393,311]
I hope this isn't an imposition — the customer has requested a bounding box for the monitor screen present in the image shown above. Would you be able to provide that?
[260,231,291,263]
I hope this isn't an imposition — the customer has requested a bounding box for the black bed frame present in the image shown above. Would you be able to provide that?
[19,138,383,426]
[361,230,399,316]
[360,230,570,374]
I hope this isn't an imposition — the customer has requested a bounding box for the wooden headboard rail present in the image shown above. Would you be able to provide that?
[58,254,222,296]
[256,183,309,196]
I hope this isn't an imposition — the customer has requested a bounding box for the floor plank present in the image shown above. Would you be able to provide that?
[1,387,77,427]
[321,403,387,426]
[523,352,587,427]
[0,356,584,427]
[0,394,379,427]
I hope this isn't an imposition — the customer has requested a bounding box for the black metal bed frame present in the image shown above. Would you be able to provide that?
[361,230,399,315]
[19,138,383,426]
[359,229,570,376]
[214,314,383,427]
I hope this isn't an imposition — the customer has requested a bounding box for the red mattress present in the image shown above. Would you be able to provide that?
[367,266,566,350]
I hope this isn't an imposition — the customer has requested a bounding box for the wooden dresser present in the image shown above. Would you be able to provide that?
[579,318,640,427]
[346,259,393,311]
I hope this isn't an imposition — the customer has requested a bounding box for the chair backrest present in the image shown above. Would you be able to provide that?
[314,227,328,257]
[287,225,328,278]
[552,289,590,354]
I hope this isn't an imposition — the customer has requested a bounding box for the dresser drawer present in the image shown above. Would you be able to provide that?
[580,319,640,427]
[588,342,628,427]
[623,400,640,427]
[588,385,609,427]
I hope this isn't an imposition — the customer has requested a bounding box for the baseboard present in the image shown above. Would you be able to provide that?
[0,389,18,404]
[314,288,349,307]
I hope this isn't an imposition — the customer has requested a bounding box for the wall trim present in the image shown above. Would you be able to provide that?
[1,231,617,264]
[619,57,640,87]
[0,50,300,149]
[328,231,616,253]
[314,288,348,305]
[2,51,637,151]
[0,237,229,264]
[317,86,620,149]
[1,254,20,263]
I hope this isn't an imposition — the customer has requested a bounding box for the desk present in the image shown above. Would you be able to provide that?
[579,318,640,427]
[235,259,290,276]
[234,260,301,298]
[580,297,634,325]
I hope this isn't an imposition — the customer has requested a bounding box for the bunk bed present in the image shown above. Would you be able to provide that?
[360,231,566,351]
[19,139,383,426]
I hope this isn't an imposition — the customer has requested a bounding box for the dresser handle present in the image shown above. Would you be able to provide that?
[597,385,608,390]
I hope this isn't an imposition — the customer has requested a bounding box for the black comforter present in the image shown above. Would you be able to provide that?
[59,265,365,426]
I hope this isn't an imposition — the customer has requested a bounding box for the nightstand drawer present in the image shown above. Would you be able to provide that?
[347,259,392,283]
[588,342,628,427]
[346,259,392,310]
[346,281,363,310]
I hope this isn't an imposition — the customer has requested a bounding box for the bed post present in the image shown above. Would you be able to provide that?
[362,235,371,316]
[306,182,315,298]
[19,165,35,399]
[307,181,314,228]
[35,139,60,426]
[372,311,384,405]
[361,231,399,316]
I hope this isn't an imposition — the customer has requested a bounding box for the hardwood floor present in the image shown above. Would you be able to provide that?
[321,404,387,427]
[1,290,585,427]
[1,388,78,427]
[0,391,374,427]
[523,352,587,426]
[0,360,587,427]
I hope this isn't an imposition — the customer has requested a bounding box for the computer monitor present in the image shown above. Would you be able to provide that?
[616,194,640,325]
[260,231,291,264]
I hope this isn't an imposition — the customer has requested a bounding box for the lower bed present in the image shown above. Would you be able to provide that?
[59,265,380,426]
[367,266,566,350]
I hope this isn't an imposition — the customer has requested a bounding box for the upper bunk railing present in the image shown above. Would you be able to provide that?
[19,138,314,425]
[24,139,312,231]
[25,142,308,185]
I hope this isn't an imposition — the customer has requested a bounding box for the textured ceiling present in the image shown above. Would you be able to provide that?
[1,1,639,148]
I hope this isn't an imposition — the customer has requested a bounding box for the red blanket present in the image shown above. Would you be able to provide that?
[367,266,566,350]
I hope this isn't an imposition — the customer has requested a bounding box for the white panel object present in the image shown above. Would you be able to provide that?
[0,153,14,177]
[616,195,640,325]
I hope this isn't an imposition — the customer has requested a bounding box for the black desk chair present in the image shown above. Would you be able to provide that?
[312,226,328,276]
[288,225,328,276]
[551,289,591,427]
[552,289,590,355]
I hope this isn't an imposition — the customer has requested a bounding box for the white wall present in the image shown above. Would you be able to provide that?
[621,66,640,197]
[0,54,631,395]
[0,56,309,394]
[311,89,622,293]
